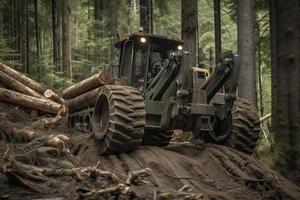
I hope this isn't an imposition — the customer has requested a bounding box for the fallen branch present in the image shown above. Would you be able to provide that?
[0,121,69,149]
[24,134,69,150]
[260,113,271,122]
[29,111,63,129]
[79,183,131,197]
[3,152,116,180]
[126,168,152,185]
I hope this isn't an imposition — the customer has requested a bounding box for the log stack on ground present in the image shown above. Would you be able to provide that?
[63,71,113,112]
[0,63,66,116]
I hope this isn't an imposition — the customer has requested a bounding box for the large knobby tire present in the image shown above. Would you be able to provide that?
[92,85,146,154]
[142,130,173,147]
[224,99,261,154]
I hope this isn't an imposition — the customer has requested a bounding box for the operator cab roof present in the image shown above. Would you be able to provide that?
[115,32,184,49]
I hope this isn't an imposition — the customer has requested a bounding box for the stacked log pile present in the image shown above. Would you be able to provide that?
[0,63,67,115]
[63,70,113,112]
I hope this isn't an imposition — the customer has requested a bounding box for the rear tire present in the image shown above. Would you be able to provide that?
[224,99,260,154]
[142,130,173,147]
[92,85,146,154]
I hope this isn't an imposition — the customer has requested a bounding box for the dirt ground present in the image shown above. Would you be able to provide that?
[0,102,300,200]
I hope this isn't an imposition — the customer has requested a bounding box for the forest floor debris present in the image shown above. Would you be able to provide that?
[0,102,299,199]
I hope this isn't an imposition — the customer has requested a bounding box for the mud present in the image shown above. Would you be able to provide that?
[0,102,300,199]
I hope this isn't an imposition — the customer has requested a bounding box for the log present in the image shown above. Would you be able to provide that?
[0,71,46,99]
[67,88,100,112]
[44,89,66,104]
[0,121,69,149]
[0,63,63,103]
[0,88,67,115]
[112,78,124,86]
[0,80,5,88]
[63,71,112,99]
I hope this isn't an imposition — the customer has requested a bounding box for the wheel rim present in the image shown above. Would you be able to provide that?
[93,94,110,139]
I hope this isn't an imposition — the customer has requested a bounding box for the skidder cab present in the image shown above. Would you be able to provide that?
[70,31,260,154]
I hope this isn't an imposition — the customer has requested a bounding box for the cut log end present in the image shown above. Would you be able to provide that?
[44,89,66,105]
[44,89,55,98]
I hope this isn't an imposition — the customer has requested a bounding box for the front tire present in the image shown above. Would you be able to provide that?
[92,85,146,154]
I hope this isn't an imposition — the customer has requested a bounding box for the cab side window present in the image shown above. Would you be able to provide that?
[121,41,134,77]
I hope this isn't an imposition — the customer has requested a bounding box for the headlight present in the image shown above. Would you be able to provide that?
[178,45,183,51]
[140,37,146,43]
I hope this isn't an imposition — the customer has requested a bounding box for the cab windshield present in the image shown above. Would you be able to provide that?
[132,40,178,90]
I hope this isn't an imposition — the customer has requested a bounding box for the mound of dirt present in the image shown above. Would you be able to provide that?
[70,134,300,200]
[0,102,300,199]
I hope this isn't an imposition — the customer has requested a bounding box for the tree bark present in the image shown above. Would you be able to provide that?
[181,0,198,89]
[52,0,59,70]
[0,88,66,115]
[214,0,221,64]
[110,0,119,65]
[140,0,152,33]
[0,63,63,104]
[94,0,103,65]
[0,71,46,99]
[20,0,28,73]
[63,71,112,99]
[61,0,72,79]
[67,88,100,112]
[126,0,131,34]
[0,2,3,37]
[34,0,41,80]
[237,0,256,105]
[0,62,48,94]
[271,0,300,170]
[94,0,102,21]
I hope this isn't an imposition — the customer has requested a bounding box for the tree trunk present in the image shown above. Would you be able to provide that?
[34,0,41,81]
[237,0,256,105]
[257,27,263,117]
[126,0,131,34]
[94,0,103,65]
[0,88,66,115]
[110,0,118,65]
[94,0,101,20]
[213,0,221,64]
[10,0,14,60]
[181,0,198,89]
[271,0,300,170]
[20,0,28,73]
[52,0,59,70]
[140,0,152,33]
[63,71,112,99]
[61,0,72,79]
[0,2,3,37]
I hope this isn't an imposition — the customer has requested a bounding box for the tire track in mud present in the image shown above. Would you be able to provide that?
[72,133,300,200]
